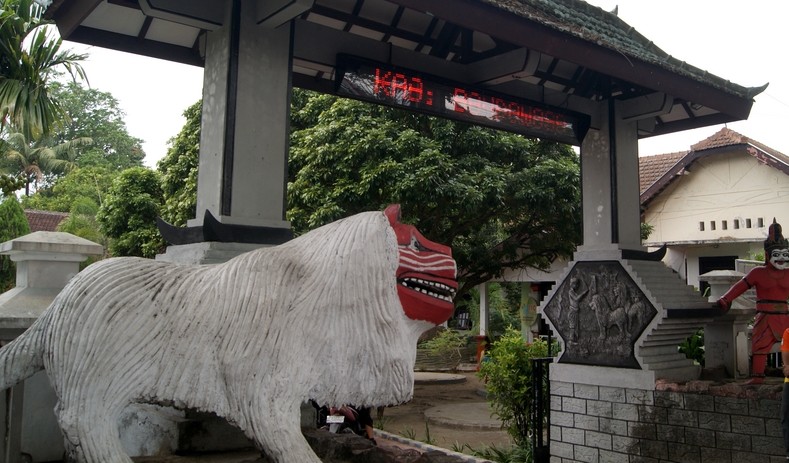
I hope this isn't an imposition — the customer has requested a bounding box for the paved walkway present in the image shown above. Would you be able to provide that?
[414,371,502,430]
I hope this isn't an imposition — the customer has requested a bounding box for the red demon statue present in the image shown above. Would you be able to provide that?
[718,219,789,383]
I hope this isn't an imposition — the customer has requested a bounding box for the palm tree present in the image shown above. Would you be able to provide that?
[0,0,87,140]
[1,130,91,195]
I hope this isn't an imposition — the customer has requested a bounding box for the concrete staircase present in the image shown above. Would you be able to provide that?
[623,259,717,381]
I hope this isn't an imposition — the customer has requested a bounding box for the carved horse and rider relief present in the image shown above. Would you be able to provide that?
[544,262,656,368]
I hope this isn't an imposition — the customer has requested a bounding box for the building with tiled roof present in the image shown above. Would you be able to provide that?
[638,151,687,196]
[24,210,69,233]
[639,128,789,289]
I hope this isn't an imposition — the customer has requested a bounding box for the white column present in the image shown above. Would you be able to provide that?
[478,283,489,336]
[521,283,538,342]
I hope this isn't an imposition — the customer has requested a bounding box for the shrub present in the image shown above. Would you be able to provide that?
[679,329,704,366]
[419,328,467,355]
[471,443,532,463]
[478,326,548,447]
[0,196,30,291]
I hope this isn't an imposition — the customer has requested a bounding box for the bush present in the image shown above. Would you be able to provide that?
[478,326,548,447]
[471,443,532,463]
[0,196,30,291]
[679,329,704,366]
[418,328,467,355]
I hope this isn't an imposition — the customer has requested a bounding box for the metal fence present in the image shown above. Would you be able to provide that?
[529,355,552,463]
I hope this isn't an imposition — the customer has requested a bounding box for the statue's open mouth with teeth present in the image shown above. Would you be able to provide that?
[385,205,458,325]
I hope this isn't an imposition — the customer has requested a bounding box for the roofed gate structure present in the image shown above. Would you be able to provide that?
[40,0,779,461]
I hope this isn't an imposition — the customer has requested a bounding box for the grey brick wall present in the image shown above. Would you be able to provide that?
[549,380,785,463]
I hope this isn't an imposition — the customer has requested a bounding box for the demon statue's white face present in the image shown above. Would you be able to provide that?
[769,248,789,270]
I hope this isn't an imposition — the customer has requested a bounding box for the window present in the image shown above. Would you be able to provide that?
[746,218,752,228]
[758,217,764,228]
[734,219,740,229]
[699,221,705,231]
[722,220,728,230]
[710,221,716,231]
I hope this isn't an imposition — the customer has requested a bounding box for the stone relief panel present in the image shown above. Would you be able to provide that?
[543,261,657,368]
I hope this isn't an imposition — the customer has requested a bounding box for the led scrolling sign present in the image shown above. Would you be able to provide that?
[336,56,589,145]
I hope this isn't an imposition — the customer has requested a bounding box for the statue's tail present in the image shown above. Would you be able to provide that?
[0,309,51,390]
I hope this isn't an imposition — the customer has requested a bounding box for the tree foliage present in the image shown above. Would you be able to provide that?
[21,165,115,212]
[48,81,145,169]
[0,195,29,291]
[153,91,582,291]
[288,90,581,296]
[157,100,200,226]
[1,130,91,195]
[478,327,549,447]
[56,196,107,263]
[97,166,165,258]
[0,0,87,139]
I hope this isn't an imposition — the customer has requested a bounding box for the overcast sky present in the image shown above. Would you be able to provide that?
[64,0,789,167]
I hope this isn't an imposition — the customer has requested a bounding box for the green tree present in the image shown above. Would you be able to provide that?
[21,165,115,212]
[478,327,549,447]
[1,130,91,195]
[97,166,165,258]
[48,81,145,169]
[21,165,113,256]
[56,196,107,264]
[641,221,654,242]
[0,0,87,139]
[288,90,581,296]
[157,100,200,226]
[0,195,30,291]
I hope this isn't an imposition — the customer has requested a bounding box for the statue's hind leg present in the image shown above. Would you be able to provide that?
[57,401,132,463]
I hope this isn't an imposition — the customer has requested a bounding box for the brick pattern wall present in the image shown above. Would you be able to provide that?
[549,380,785,463]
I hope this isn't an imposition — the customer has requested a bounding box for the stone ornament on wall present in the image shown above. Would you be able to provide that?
[0,205,457,463]
[543,261,656,368]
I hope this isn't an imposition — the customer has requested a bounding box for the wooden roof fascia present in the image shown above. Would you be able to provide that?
[46,0,103,38]
[744,145,789,176]
[66,26,204,67]
[388,0,756,120]
[107,0,140,9]
[647,113,745,138]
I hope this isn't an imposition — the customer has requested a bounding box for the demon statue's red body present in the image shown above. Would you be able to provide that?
[719,219,789,382]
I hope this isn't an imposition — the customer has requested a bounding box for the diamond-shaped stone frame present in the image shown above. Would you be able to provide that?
[543,261,657,368]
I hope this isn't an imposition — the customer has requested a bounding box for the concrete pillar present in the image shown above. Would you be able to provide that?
[521,283,539,342]
[699,270,753,378]
[192,0,292,231]
[0,231,103,463]
[478,283,489,336]
[577,102,642,254]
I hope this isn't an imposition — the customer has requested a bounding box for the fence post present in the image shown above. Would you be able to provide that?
[530,356,552,463]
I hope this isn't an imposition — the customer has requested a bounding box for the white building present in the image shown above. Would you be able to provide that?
[640,128,789,291]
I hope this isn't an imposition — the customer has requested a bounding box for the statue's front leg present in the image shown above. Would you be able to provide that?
[245,397,323,463]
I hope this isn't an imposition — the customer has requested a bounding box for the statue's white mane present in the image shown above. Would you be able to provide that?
[1,210,435,462]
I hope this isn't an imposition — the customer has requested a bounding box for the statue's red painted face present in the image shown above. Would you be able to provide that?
[385,205,457,325]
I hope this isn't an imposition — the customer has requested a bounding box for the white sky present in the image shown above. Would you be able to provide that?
[63,0,789,167]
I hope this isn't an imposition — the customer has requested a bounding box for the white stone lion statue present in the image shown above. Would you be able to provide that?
[0,205,457,463]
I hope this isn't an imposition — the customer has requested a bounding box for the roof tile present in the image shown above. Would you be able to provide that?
[24,210,69,233]
[639,151,687,194]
